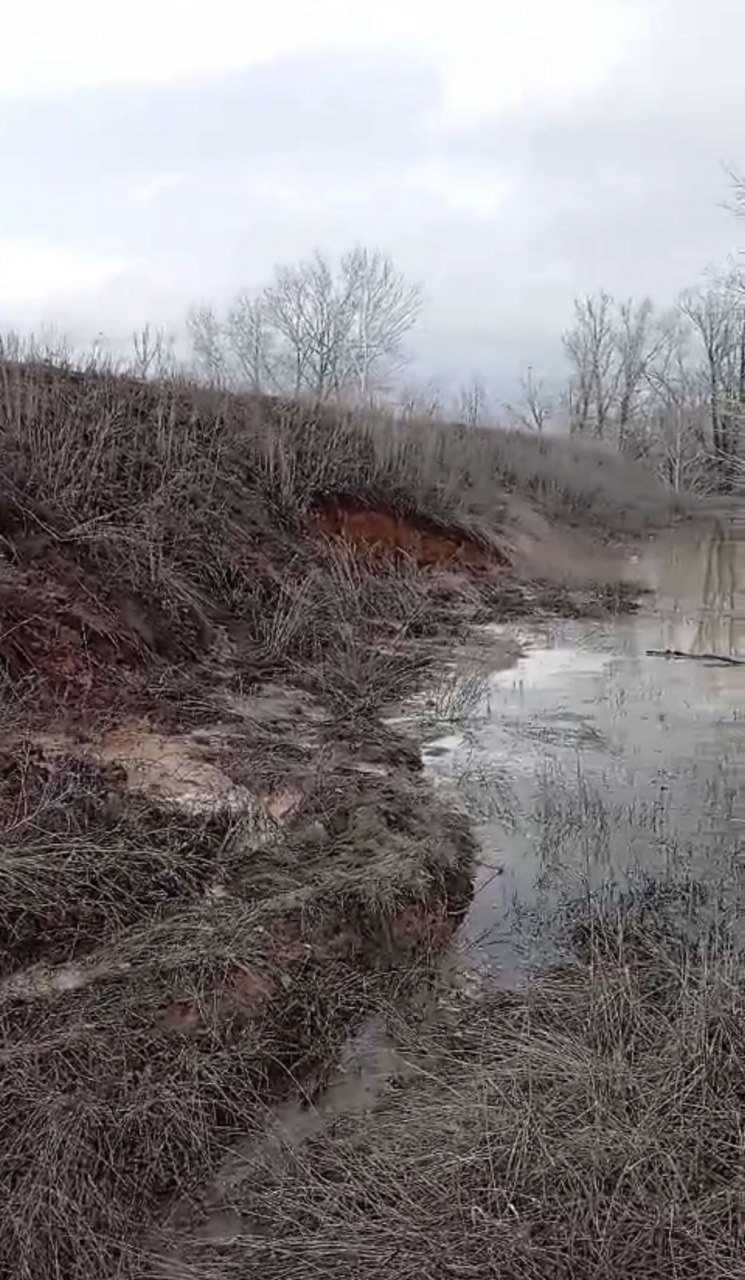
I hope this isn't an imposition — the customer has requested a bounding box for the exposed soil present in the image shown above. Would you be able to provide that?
[310,498,506,568]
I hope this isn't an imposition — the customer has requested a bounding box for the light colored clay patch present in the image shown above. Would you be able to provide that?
[96,723,257,816]
[225,683,328,727]
[261,787,303,822]
[0,963,88,1003]
[31,723,305,824]
[0,957,131,1005]
[352,761,391,777]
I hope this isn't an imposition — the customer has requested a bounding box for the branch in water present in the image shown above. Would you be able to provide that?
[646,648,745,666]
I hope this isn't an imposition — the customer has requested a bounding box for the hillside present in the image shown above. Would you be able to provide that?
[0,360,673,1279]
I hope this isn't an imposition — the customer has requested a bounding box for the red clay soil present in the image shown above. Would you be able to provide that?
[310,500,504,570]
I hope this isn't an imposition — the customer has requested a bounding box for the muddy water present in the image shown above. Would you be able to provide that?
[425,518,745,982]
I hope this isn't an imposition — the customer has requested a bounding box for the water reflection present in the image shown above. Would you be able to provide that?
[426,521,745,982]
[640,517,744,657]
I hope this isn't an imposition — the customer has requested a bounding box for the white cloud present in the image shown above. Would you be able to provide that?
[1,0,415,96]
[126,172,186,208]
[405,157,512,219]
[424,0,646,129]
[3,0,643,131]
[0,0,737,392]
[0,239,130,306]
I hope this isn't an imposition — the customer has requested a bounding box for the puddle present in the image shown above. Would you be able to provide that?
[425,518,745,982]
[161,1015,415,1247]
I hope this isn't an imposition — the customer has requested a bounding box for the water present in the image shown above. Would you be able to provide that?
[425,518,745,981]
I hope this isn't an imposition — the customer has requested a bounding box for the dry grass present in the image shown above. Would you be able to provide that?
[0,748,475,1280]
[163,903,745,1280]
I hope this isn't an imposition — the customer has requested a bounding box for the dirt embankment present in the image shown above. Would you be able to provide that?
[0,361,653,1280]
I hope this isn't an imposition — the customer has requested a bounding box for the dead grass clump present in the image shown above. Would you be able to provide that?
[232,771,476,931]
[166,906,745,1280]
[0,903,374,1279]
[0,753,236,975]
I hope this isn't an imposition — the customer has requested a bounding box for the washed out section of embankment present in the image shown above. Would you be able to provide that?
[0,358,688,1278]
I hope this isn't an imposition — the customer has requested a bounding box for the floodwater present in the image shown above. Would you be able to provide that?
[424,516,745,981]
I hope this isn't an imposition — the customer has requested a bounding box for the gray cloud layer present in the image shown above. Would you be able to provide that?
[1,1,743,395]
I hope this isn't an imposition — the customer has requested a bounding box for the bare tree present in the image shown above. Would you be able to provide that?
[130,325,175,380]
[563,292,618,438]
[640,312,699,488]
[614,298,661,448]
[263,253,349,397]
[263,248,421,400]
[184,248,420,402]
[457,375,489,427]
[226,293,275,392]
[680,277,731,453]
[342,247,422,396]
[679,268,745,480]
[507,366,553,432]
[186,305,227,385]
[562,293,678,451]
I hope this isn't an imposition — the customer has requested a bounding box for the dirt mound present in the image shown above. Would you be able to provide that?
[311,500,507,569]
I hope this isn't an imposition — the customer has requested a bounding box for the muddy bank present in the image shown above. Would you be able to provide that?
[0,670,478,1278]
[0,560,645,1279]
[145,516,745,1280]
[1,358,684,1280]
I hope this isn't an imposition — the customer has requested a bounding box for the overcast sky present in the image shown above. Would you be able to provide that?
[2,0,744,395]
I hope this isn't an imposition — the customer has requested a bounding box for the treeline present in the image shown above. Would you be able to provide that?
[557,273,745,491]
[181,242,745,493]
[3,204,744,495]
[186,247,422,401]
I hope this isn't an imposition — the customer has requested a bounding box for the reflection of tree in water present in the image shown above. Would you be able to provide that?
[658,524,743,657]
[695,529,739,656]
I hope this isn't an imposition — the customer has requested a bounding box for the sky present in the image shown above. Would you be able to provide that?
[1,0,744,396]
